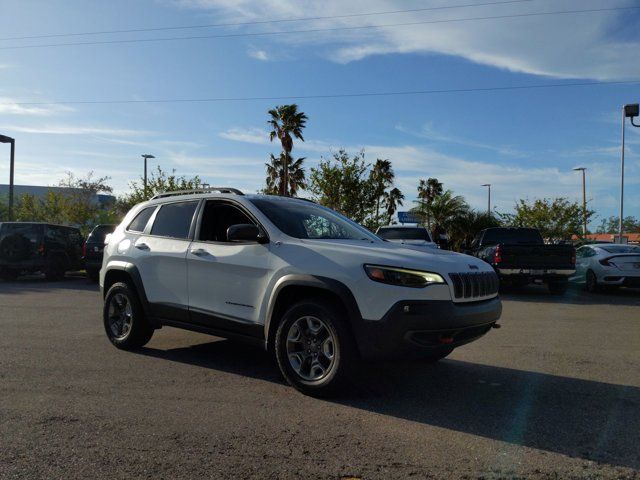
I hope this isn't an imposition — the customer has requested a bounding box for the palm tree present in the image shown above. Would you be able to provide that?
[265,153,306,197]
[416,177,443,229]
[384,187,404,224]
[370,159,394,225]
[448,210,501,250]
[427,190,469,239]
[268,104,308,196]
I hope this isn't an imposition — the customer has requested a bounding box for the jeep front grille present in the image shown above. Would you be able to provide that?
[448,271,499,299]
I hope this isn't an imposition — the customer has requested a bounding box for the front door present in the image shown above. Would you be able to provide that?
[186,200,272,338]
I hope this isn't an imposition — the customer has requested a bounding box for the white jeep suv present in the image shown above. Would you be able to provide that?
[101,188,502,395]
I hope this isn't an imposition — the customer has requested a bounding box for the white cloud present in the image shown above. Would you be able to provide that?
[219,127,270,144]
[0,97,73,116]
[173,0,640,80]
[248,47,270,61]
[0,124,154,136]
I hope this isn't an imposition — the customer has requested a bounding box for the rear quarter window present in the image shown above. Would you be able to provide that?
[127,207,156,233]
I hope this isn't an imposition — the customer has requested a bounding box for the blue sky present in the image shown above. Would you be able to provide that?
[1,0,639,226]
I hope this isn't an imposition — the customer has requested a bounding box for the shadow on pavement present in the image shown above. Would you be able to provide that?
[0,274,99,294]
[501,283,640,307]
[138,339,640,470]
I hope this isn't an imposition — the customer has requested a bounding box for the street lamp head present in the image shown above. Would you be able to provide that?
[481,184,490,187]
[573,167,586,171]
[0,134,14,143]
[141,154,155,159]
[624,104,639,118]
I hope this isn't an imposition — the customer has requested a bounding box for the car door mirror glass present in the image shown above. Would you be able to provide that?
[227,224,266,243]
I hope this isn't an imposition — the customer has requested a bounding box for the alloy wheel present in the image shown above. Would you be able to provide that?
[107,293,133,340]
[286,316,337,381]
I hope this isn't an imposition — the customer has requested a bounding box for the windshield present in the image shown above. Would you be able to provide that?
[482,228,543,245]
[250,198,378,241]
[378,227,432,242]
[601,245,640,254]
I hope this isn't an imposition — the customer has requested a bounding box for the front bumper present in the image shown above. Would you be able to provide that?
[352,296,502,360]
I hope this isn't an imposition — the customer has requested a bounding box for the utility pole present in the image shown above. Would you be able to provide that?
[620,104,640,243]
[0,134,15,220]
[573,167,587,237]
[481,184,491,214]
[141,154,155,198]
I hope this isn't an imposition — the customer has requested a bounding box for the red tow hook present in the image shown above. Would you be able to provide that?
[439,336,454,344]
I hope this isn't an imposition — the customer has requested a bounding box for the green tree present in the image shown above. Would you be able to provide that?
[500,197,595,242]
[268,104,308,196]
[117,166,202,213]
[384,187,405,225]
[58,171,115,232]
[370,159,394,226]
[309,149,373,224]
[596,215,640,233]
[415,178,443,229]
[264,152,306,197]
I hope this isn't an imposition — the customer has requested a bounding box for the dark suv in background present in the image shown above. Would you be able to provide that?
[83,224,115,282]
[0,222,83,281]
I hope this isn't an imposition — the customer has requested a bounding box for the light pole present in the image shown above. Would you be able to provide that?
[573,167,587,237]
[620,104,640,243]
[481,184,491,214]
[141,154,155,198]
[0,134,15,221]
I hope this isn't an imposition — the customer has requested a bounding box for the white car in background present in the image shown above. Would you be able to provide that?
[376,225,439,250]
[573,243,640,292]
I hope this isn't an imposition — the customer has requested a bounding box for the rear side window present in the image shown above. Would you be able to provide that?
[150,201,198,239]
[127,207,156,233]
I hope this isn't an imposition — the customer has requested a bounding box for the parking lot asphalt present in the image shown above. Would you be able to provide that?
[1,277,639,480]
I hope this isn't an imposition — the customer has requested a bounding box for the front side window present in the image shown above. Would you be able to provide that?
[150,201,198,239]
[128,207,156,233]
[198,201,255,242]
[250,198,378,241]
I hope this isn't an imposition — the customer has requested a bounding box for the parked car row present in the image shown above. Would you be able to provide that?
[0,222,114,282]
[374,224,640,295]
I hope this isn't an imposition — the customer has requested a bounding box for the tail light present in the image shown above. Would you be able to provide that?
[493,245,502,264]
[82,242,87,257]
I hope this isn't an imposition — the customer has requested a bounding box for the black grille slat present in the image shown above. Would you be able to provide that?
[448,271,499,299]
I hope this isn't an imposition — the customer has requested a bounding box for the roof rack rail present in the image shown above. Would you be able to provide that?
[151,187,244,200]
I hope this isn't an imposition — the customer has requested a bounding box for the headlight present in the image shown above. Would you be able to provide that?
[364,264,445,288]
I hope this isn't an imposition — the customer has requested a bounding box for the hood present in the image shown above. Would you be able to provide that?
[297,238,492,274]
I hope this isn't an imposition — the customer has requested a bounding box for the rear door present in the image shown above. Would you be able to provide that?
[133,200,199,321]
[186,199,272,336]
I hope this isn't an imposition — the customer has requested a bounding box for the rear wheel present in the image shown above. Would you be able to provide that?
[585,270,600,293]
[274,299,357,397]
[44,255,66,281]
[548,279,569,295]
[103,282,153,349]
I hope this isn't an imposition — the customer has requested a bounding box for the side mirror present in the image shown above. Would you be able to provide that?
[227,224,267,243]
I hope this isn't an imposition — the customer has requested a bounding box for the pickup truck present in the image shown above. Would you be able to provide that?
[464,227,576,295]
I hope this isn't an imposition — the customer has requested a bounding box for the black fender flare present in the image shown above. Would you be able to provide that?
[263,274,363,348]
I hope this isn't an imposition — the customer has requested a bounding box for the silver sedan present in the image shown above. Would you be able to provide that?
[572,243,640,292]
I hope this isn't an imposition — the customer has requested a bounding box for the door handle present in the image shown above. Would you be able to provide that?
[190,248,208,256]
[135,243,150,251]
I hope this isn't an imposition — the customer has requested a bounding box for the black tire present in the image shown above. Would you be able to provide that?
[0,234,31,261]
[86,268,100,283]
[103,282,153,350]
[274,299,357,397]
[0,268,19,281]
[44,255,66,281]
[585,270,600,293]
[548,279,569,295]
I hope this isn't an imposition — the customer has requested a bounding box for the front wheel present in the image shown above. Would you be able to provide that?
[103,282,153,349]
[274,299,357,397]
